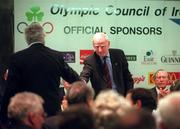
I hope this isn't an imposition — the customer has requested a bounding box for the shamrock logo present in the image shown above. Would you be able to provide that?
[25,6,44,22]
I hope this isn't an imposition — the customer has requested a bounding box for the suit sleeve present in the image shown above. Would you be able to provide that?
[80,59,93,83]
[121,50,134,92]
[59,57,80,83]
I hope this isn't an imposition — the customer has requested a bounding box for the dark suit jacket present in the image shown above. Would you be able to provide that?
[150,87,158,102]
[0,43,80,123]
[80,48,134,96]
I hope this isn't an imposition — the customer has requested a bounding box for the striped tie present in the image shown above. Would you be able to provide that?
[103,56,112,88]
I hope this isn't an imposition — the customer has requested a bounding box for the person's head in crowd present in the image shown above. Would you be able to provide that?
[8,92,45,129]
[94,90,132,116]
[157,92,180,129]
[153,69,170,90]
[66,81,95,107]
[126,88,157,112]
[58,104,95,129]
[119,109,157,129]
[25,22,45,45]
[92,32,110,57]
[93,90,133,129]
[170,79,180,92]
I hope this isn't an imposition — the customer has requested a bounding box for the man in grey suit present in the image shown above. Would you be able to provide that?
[80,32,133,96]
[0,23,80,126]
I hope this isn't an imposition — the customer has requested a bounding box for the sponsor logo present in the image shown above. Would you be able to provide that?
[141,50,156,65]
[148,72,180,85]
[16,6,54,34]
[161,50,180,65]
[61,51,75,63]
[80,50,94,64]
[126,55,137,61]
[133,75,145,84]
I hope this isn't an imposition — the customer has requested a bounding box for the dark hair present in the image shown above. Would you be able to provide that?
[66,81,94,105]
[58,104,95,129]
[127,88,157,112]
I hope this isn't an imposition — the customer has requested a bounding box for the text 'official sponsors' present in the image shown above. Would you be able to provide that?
[49,4,180,35]
[63,26,162,35]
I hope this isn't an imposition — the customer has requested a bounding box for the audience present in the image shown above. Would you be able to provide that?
[7,92,45,129]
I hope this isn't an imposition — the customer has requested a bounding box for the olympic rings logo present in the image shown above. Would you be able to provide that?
[17,22,54,34]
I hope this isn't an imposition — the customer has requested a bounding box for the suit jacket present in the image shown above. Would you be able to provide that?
[150,87,158,102]
[0,43,80,123]
[80,48,134,96]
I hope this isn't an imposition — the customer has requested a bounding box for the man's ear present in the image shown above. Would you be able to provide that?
[27,112,35,126]
[136,100,142,109]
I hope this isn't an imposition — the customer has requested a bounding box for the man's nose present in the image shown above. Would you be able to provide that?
[98,47,102,52]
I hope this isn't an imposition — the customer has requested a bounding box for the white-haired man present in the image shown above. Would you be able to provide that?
[8,92,45,129]
[157,92,180,129]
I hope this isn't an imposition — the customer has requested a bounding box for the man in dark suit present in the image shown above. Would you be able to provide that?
[0,23,80,125]
[150,69,170,102]
[80,32,133,96]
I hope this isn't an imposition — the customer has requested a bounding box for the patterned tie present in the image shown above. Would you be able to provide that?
[103,56,112,88]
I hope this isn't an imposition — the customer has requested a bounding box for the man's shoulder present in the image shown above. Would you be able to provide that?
[109,48,124,54]
[85,52,95,60]
[150,87,157,92]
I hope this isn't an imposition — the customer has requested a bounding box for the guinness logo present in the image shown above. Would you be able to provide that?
[161,50,180,65]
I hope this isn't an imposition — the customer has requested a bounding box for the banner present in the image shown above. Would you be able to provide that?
[14,0,180,88]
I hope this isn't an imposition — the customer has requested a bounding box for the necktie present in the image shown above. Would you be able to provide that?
[103,56,112,88]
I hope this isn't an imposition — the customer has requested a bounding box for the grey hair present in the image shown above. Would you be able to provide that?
[92,32,110,44]
[157,92,180,129]
[25,22,45,45]
[8,92,44,120]
[93,90,132,117]
[153,69,169,80]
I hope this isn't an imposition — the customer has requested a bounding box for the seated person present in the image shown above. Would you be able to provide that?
[61,81,95,110]
[43,104,95,129]
[126,88,157,112]
[7,92,45,129]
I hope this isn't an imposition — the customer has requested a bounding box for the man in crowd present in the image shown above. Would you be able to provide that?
[80,32,133,96]
[150,69,170,102]
[0,23,80,125]
[157,92,180,129]
[126,88,157,113]
[7,92,45,129]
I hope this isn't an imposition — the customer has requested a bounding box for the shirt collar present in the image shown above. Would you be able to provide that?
[28,42,44,47]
